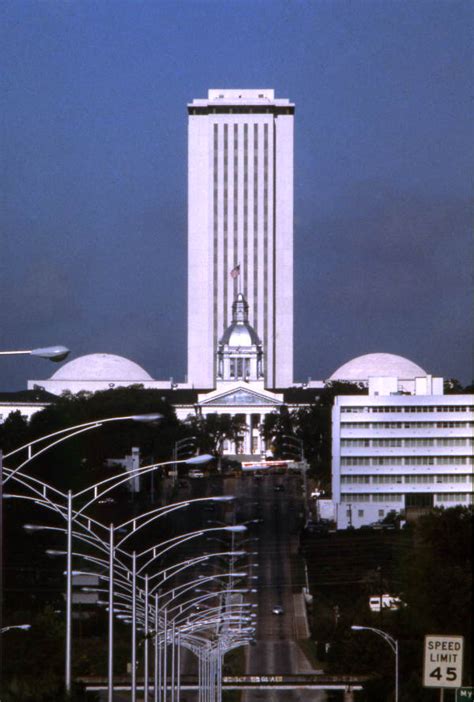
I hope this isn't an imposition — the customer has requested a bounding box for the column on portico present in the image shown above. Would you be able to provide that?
[244,413,251,454]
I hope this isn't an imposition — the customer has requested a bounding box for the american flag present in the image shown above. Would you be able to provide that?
[230,264,240,279]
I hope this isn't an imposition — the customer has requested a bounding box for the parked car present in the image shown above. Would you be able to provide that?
[188,469,204,478]
[366,521,396,530]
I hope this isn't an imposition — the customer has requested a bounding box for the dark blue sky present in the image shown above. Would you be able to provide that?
[1,0,472,389]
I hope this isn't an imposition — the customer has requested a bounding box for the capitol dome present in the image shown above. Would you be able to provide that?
[220,293,261,348]
[50,353,153,381]
[329,353,426,382]
[221,323,261,347]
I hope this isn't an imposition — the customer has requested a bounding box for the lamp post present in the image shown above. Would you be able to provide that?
[0,624,31,634]
[0,343,69,694]
[0,345,70,361]
[2,413,165,693]
[39,490,232,702]
[281,434,309,520]
[351,625,399,702]
[4,435,210,695]
[172,437,197,484]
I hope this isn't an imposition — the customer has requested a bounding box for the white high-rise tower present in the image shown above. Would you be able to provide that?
[187,89,294,389]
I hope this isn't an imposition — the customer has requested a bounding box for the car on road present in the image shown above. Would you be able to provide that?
[274,484,284,492]
[188,469,204,478]
[361,521,396,530]
[272,605,284,615]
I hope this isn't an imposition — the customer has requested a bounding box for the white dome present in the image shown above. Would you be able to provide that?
[329,353,426,381]
[50,353,153,381]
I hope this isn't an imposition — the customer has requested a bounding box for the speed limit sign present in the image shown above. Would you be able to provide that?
[423,635,464,688]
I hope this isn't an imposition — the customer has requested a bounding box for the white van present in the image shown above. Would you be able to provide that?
[369,594,403,612]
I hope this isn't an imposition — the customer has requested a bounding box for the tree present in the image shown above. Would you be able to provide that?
[262,382,366,489]
[324,507,473,701]
[186,413,248,468]
[443,378,464,394]
[0,386,182,493]
[261,405,294,457]
[0,410,29,454]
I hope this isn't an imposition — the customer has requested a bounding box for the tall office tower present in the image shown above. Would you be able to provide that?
[187,89,294,389]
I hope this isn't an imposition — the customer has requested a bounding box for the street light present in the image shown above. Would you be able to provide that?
[0,345,70,361]
[0,624,31,634]
[351,625,399,702]
[0,342,69,691]
[4,441,211,696]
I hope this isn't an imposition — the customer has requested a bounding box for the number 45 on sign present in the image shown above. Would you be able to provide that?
[423,635,464,690]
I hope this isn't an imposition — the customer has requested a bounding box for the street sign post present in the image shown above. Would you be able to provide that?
[423,635,464,691]
[456,689,474,701]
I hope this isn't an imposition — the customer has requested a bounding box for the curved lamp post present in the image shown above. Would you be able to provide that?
[0,343,69,690]
[0,345,70,361]
[351,625,399,702]
[3,433,211,696]
[0,624,31,634]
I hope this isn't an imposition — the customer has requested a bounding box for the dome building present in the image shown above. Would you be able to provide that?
[27,353,164,394]
[328,352,427,393]
[217,293,263,382]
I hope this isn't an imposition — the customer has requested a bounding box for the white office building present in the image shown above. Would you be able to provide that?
[187,89,294,390]
[331,361,474,529]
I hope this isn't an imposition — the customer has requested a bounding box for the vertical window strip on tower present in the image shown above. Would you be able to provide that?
[253,123,259,330]
[263,123,269,381]
[213,123,219,368]
[233,123,238,296]
[244,123,248,297]
[224,123,228,329]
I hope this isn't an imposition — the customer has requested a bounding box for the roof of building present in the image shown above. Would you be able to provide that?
[49,353,154,381]
[329,353,426,381]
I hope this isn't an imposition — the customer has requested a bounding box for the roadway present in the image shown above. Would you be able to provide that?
[148,469,328,701]
[229,471,327,702]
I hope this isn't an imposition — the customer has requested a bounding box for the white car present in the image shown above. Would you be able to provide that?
[272,605,284,615]
[188,469,204,478]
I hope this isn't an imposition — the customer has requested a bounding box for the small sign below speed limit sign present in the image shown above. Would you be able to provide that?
[423,635,464,688]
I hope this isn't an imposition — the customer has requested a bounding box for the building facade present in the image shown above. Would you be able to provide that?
[187,89,294,389]
[332,377,474,529]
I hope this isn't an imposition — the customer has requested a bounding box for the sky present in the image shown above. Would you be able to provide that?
[1,0,472,390]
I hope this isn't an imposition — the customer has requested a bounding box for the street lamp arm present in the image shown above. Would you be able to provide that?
[73,456,211,517]
[3,465,67,502]
[11,487,129,562]
[159,571,249,610]
[54,550,131,580]
[351,625,397,653]
[2,425,100,487]
[0,346,69,361]
[148,552,239,593]
[115,494,234,547]
[4,412,162,474]
[167,590,252,622]
[136,527,245,575]
[351,625,399,702]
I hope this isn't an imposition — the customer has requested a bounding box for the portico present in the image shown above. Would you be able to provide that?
[175,382,284,456]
